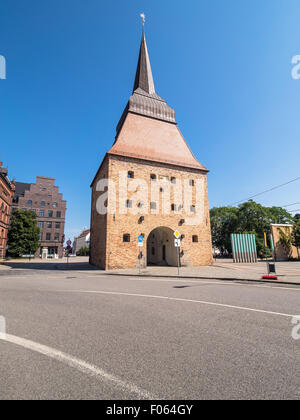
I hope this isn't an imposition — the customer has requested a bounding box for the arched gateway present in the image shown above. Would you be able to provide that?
[147,227,177,267]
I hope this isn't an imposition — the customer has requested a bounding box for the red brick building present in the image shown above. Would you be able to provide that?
[90,28,212,270]
[0,162,15,258]
[12,176,66,258]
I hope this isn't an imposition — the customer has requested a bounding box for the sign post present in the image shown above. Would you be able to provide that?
[138,235,144,275]
[174,231,181,276]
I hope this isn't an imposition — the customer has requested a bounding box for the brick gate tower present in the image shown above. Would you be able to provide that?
[90,25,213,270]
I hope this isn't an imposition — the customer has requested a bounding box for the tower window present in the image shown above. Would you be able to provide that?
[150,202,157,210]
[150,174,157,181]
[137,201,144,208]
[190,205,196,213]
[171,204,176,212]
[192,235,198,243]
[171,177,176,184]
[128,171,134,179]
[126,200,132,208]
[189,179,195,187]
[123,234,130,243]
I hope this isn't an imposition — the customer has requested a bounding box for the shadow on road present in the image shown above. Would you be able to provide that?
[2,261,100,271]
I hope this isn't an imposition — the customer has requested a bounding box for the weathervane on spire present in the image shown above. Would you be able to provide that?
[140,13,145,26]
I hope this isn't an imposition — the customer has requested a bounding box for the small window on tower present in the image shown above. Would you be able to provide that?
[150,174,157,181]
[150,202,157,210]
[128,171,134,179]
[171,177,176,184]
[190,205,196,213]
[189,179,195,187]
[171,204,176,212]
[126,200,132,208]
[123,234,130,243]
[192,235,198,243]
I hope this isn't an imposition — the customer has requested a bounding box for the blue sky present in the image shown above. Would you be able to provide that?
[1,0,300,241]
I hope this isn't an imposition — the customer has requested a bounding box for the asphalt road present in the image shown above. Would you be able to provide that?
[0,266,299,400]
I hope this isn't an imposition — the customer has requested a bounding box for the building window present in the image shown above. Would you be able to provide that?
[150,202,157,210]
[39,232,43,241]
[53,203,58,208]
[27,200,32,206]
[48,210,53,218]
[178,204,183,212]
[171,204,176,212]
[123,234,130,243]
[55,222,61,229]
[192,235,198,243]
[41,201,45,207]
[126,200,132,209]
[128,171,134,179]
[190,205,196,213]
[160,187,164,193]
[56,211,61,218]
[171,177,176,184]
[47,222,52,229]
[189,179,195,187]
[39,210,45,217]
[38,222,43,229]
[46,233,51,241]
[54,233,59,241]
[137,201,143,208]
[150,174,156,181]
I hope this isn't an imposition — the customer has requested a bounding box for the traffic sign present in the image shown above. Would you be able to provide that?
[138,235,144,247]
[66,240,72,246]
[174,230,181,239]
[66,245,72,251]
[174,239,181,248]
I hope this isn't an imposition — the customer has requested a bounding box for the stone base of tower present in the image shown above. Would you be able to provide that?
[90,155,213,271]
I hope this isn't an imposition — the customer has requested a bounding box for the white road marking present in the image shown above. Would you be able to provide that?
[0,333,155,400]
[60,290,295,318]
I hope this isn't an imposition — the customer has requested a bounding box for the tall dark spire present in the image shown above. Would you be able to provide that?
[133,28,156,95]
[116,25,176,135]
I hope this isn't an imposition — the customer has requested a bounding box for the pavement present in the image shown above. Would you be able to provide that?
[0,258,299,400]
[2,257,300,285]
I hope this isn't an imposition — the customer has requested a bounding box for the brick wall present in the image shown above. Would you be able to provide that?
[90,155,213,270]
[0,164,15,258]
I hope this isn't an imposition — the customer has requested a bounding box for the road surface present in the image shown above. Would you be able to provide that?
[0,264,299,400]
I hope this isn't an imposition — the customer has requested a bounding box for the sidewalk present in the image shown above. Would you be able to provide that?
[1,257,300,286]
[104,261,300,286]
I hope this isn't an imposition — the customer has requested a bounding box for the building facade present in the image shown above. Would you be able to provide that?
[0,162,15,258]
[90,28,213,270]
[12,176,66,258]
[73,229,90,255]
[271,224,299,261]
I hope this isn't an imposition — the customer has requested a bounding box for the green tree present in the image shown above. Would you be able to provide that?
[292,219,300,259]
[210,206,238,254]
[210,200,293,256]
[76,247,90,256]
[7,210,40,258]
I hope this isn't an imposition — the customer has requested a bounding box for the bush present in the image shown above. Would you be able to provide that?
[76,247,90,256]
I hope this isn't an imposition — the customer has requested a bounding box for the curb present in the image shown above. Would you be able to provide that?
[100,272,300,287]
